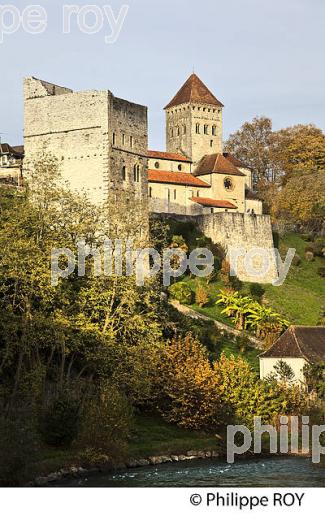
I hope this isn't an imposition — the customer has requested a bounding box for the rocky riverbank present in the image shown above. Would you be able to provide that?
[31,449,222,486]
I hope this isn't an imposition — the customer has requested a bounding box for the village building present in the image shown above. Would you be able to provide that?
[147,74,262,216]
[0,142,24,186]
[259,326,325,386]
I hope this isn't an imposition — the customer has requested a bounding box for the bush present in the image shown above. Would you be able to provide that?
[154,335,227,430]
[317,267,325,278]
[38,396,80,448]
[168,282,194,304]
[235,333,250,354]
[249,283,265,300]
[230,276,242,291]
[78,384,131,460]
[291,254,302,266]
[305,251,314,262]
[301,233,314,242]
[195,286,209,308]
[220,259,231,286]
[313,238,325,257]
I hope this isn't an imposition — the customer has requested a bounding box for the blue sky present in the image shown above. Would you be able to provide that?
[1,0,324,149]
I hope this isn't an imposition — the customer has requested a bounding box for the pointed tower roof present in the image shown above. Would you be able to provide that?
[164,73,224,110]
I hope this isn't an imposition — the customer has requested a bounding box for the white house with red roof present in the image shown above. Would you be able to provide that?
[147,74,262,216]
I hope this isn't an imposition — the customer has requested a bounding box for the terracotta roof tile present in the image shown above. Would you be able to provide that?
[148,170,210,188]
[223,152,247,169]
[191,197,237,209]
[194,154,246,177]
[148,150,190,162]
[260,326,325,363]
[164,74,224,110]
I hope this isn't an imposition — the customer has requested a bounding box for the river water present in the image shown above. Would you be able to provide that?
[59,457,325,487]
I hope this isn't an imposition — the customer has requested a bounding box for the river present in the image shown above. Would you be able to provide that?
[58,456,325,487]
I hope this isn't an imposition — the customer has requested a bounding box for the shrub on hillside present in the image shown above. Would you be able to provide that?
[38,396,80,448]
[317,267,325,278]
[291,254,302,266]
[195,286,210,308]
[220,259,231,286]
[214,354,305,428]
[78,384,131,460]
[249,283,265,300]
[301,233,314,242]
[168,282,194,304]
[305,251,314,262]
[314,238,325,257]
[154,334,227,430]
[230,276,242,291]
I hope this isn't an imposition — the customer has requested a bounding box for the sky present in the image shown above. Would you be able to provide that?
[1,0,324,149]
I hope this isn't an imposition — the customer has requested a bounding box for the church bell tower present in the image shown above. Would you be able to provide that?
[164,73,224,165]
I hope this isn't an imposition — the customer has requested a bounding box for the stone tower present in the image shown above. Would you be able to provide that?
[164,74,224,165]
[23,77,148,206]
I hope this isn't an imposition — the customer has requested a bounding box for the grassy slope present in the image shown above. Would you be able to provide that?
[128,415,221,458]
[259,233,325,326]
[184,233,324,327]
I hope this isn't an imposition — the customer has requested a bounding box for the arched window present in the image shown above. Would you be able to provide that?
[112,133,116,145]
[122,134,125,146]
[212,126,216,136]
[183,125,186,135]
[177,126,180,136]
[154,161,160,169]
[134,165,140,182]
[178,164,182,171]
[224,177,234,191]
[171,128,174,138]
[204,125,209,135]
[122,165,126,181]
[130,136,133,148]
[149,186,152,198]
[196,123,200,134]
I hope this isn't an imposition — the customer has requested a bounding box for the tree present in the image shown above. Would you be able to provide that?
[303,363,325,398]
[225,117,277,184]
[0,154,164,413]
[154,334,226,430]
[272,172,325,231]
[275,360,295,383]
[272,124,325,184]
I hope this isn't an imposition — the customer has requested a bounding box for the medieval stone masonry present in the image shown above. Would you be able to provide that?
[23,74,278,283]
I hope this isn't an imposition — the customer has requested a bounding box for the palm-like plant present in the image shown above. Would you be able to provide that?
[216,290,289,337]
[220,295,257,330]
[246,304,289,339]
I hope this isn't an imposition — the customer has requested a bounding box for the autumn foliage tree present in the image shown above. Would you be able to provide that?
[154,334,226,430]
[272,172,325,231]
